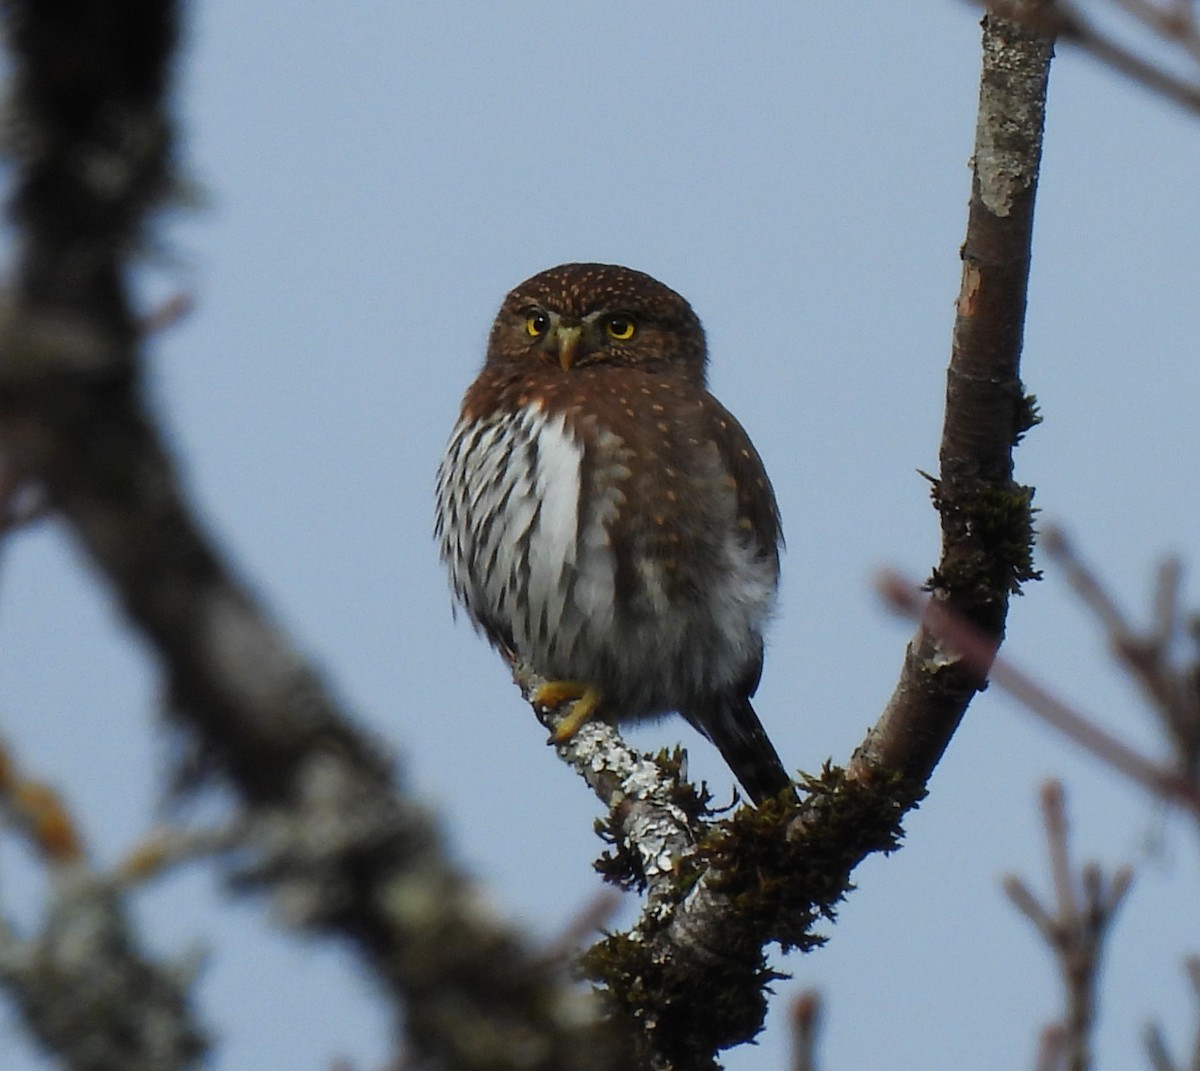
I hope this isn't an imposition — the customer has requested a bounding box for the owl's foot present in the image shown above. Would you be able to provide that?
[533,680,602,742]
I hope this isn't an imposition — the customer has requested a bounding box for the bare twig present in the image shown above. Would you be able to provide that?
[1190,957,1200,1071]
[0,455,47,533]
[1146,1023,1177,1071]
[536,890,623,967]
[138,290,194,337]
[1144,955,1200,1071]
[114,823,244,887]
[878,570,1200,816]
[1037,1023,1069,1071]
[790,990,822,1071]
[1004,782,1134,1071]
[1113,0,1200,63]
[0,739,85,863]
[1043,527,1200,778]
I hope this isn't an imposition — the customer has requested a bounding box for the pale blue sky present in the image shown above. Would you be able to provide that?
[3,4,1200,1069]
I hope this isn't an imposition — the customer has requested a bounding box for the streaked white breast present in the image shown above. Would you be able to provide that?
[436,403,615,670]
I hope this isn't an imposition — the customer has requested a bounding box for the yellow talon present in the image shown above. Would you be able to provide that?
[532,681,602,742]
[532,679,587,709]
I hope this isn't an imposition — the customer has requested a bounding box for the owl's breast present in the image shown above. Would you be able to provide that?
[436,379,776,713]
[435,401,623,669]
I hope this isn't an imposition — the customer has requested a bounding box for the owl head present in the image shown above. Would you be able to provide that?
[486,263,708,383]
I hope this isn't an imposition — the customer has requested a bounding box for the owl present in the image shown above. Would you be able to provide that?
[435,263,790,804]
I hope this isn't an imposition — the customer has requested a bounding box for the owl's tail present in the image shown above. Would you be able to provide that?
[685,693,793,806]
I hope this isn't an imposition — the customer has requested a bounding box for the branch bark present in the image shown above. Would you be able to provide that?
[853,2,1050,785]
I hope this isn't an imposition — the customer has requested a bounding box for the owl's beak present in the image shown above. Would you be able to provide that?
[554,324,584,371]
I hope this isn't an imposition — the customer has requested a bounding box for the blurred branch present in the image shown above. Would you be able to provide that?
[1003,782,1133,1071]
[114,824,244,887]
[790,990,822,1071]
[853,1,1047,781]
[878,570,1200,817]
[0,4,626,1069]
[1145,956,1200,1071]
[1043,527,1200,779]
[1037,1024,1069,1071]
[0,741,209,1070]
[978,0,1200,114]
[0,453,47,533]
[138,290,195,338]
[0,740,85,863]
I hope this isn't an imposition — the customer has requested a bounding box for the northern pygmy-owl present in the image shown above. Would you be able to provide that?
[435,263,790,804]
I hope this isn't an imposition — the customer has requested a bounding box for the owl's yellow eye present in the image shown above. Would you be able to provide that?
[605,314,637,341]
[525,310,550,337]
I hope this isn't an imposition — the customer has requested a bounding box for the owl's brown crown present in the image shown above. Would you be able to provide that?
[488,262,708,378]
[505,263,696,323]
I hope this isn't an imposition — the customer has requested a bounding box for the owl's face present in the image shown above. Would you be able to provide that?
[486,263,708,382]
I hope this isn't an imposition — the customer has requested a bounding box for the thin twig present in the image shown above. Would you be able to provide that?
[1037,1023,1068,1071]
[0,456,47,533]
[1112,0,1200,65]
[138,290,194,337]
[1186,956,1200,1071]
[1146,1022,1178,1071]
[114,823,245,887]
[1043,527,1200,778]
[1004,782,1134,1071]
[878,571,1200,817]
[790,990,822,1071]
[0,740,85,863]
[1144,955,1200,1071]
[536,890,623,966]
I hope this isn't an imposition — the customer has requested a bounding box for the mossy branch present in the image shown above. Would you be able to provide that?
[854,2,1052,784]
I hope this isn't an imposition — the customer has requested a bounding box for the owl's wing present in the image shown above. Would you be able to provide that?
[703,393,783,571]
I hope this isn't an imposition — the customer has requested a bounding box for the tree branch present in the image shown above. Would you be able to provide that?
[1144,956,1200,1071]
[979,0,1200,115]
[1003,782,1133,1071]
[0,742,209,1071]
[879,570,1200,817]
[854,1,1048,785]
[1042,527,1200,779]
